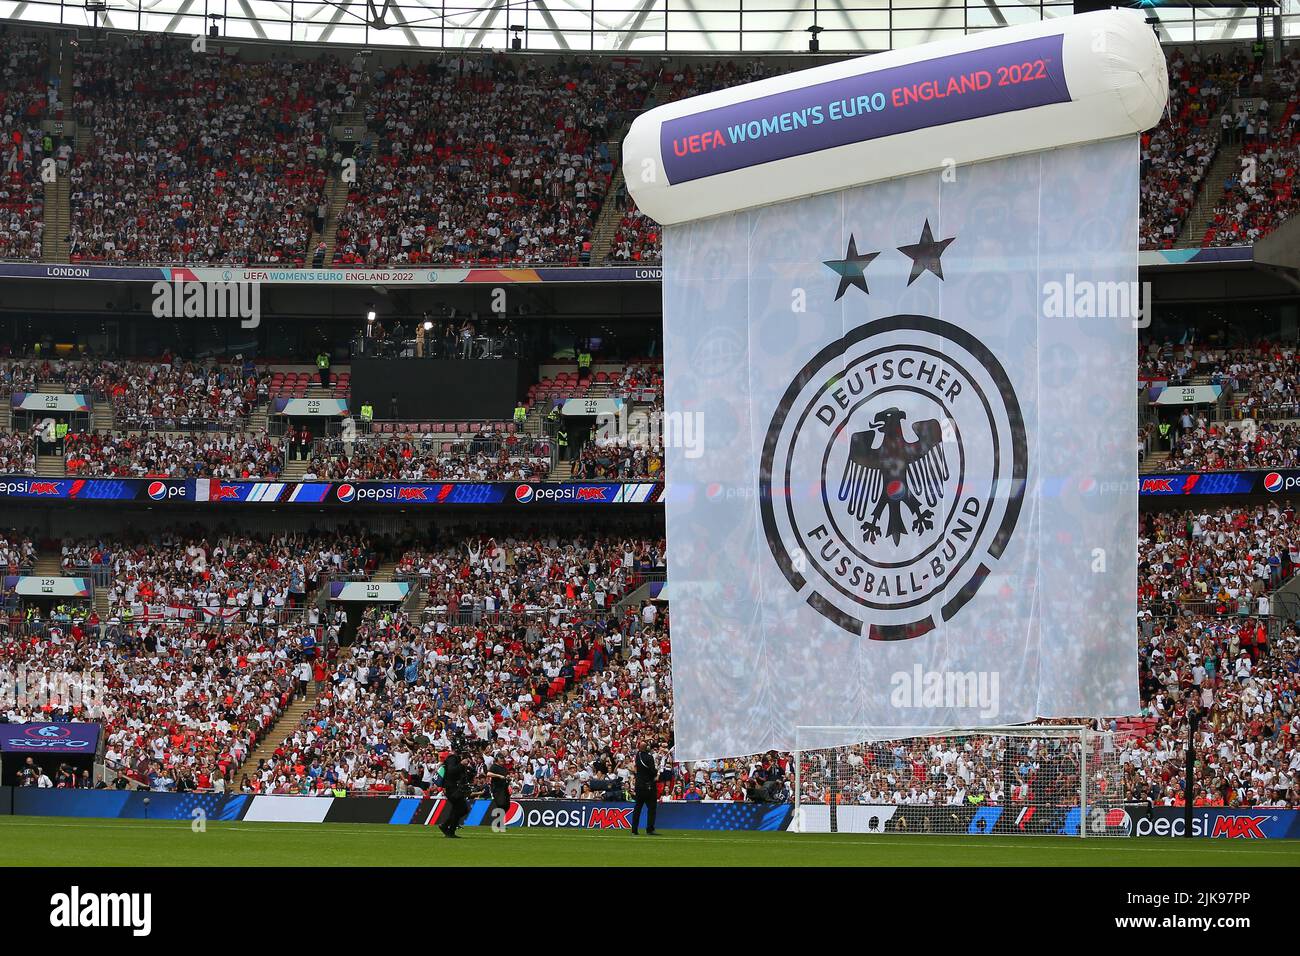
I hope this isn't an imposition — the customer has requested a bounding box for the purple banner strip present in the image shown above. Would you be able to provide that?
[661,34,1070,185]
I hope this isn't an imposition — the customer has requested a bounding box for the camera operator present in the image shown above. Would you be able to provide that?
[438,745,474,838]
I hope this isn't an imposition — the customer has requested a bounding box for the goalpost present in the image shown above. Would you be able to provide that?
[790,725,1127,838]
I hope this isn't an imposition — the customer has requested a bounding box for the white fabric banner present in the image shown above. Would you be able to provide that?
[663,138,1139,761]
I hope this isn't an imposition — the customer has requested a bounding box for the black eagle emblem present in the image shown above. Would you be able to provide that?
[837,407,950,546]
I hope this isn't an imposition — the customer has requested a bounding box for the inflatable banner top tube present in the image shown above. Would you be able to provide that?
[622,10,1167,225]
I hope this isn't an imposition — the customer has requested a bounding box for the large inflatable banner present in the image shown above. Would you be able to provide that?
[625,11,1165,760]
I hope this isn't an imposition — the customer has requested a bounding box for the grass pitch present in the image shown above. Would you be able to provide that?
[1,816,1297,867]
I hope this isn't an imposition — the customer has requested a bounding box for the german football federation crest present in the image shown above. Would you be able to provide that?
[760,315,1026,640]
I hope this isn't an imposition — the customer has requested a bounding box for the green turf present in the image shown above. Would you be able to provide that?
[0,816,1296,866]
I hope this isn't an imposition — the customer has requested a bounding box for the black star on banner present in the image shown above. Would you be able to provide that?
[897,219,956,285]
[823,234,880,301]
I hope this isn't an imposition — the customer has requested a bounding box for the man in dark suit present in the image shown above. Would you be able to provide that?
[439,748,473,838]
[631,739,659,835]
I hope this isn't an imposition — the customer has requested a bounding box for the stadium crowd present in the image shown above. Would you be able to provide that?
[0,31,48,261]
[1,34,1300,265]
[302,432,551,482]
[1201,53,1300,247]
[87,358,266,431]
[1138,504,1299,609]
[68,35,350,265]
[1,623,306,791]
[63,430,283,479]
[0,430,35,474]
[60,526,378,623]
[1164,420,1300,472]
[331,56,650,266]
[1139,46,1251,250]
[3,512,1296,807]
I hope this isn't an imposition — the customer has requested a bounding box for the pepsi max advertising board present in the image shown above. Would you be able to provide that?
[0,476,663,507]
[1139,470,1300,497]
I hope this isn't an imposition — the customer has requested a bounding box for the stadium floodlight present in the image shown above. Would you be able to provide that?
[806,24,823,53]
[510,25,524,51]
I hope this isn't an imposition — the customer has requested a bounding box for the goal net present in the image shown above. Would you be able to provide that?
[791,725,1128,837]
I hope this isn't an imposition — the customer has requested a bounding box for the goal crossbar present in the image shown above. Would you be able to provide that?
[791,724,1121,838]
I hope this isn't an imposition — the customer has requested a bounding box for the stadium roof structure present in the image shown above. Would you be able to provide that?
[0,0,1292,53]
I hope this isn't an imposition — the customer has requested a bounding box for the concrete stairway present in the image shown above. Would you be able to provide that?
[232,687,318,783]
[280,457,310,481]
[93,583,110,621]
[405,584,429,617]
[314,106,371,266]
[312,171,353,266]
[35,453,65,478]
[247,404,270,436]
[33,551,62,576]
[39,30,76,263]
[587,142,626,263]
[40,175,70,263]
[1140,450,1171,474]
[585,75,677,264]
[1175,141,1244,248]
[91,399,113,433]
[370,558,402,583]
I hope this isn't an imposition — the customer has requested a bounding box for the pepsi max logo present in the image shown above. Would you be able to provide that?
[1264,472,1283,493]
[336,484,356,502]
[515,485,534,503]
[146,481,184,500]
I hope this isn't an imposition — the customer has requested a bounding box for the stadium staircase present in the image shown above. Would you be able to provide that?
[1174,77,1287,249]
[232,686,318,783]
[405,584,429,617]
[248,405,270,436]
[587,75,678,263]
[91,399,114,433]
[1139,449,1171,474]
[35,453,65,478]
[40,176,71,264]
[313,167,354,266]
[39,31,76,264]
[0,402,9,432]
[33,551,62,577]
[314,104,372,266]
[1175,140,1244,248]
[280,457,310,481]
[92,581,110,622]
[588,142,626,263]
[30,380,71,476]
